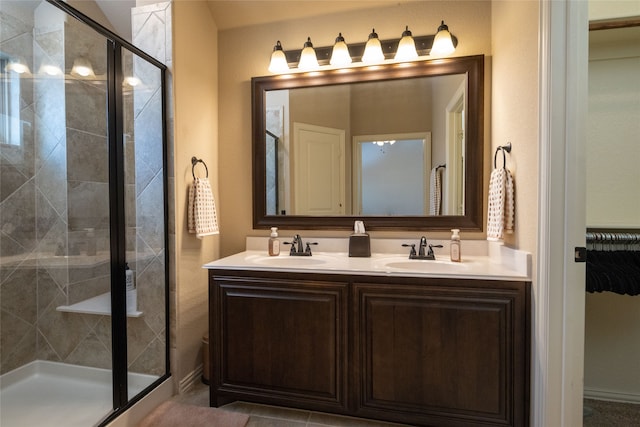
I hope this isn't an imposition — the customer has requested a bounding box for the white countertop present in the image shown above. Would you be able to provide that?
[204,237,531,281]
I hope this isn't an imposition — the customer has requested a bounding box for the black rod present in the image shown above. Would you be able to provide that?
[161,66,171,377]
[107,41,129,411]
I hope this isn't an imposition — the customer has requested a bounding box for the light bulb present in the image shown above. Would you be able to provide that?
[330,33,352,66]
[124,76,141,86]
[298,37,319,71]
[268,41,289,73]
[5,58,30,74]
[394,26,418,62]
[431,20,456,56]
[39,64,62,76]
[71,57,95,77]
[362,29,385,64]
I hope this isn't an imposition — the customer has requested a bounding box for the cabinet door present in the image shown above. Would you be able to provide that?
[211,275,349,412]
[353,281,528,427]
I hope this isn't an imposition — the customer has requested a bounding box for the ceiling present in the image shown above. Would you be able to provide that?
[204,0,412,31]
[77,0,412,42]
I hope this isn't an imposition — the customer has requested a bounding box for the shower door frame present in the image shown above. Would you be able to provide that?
[48,1,171,422]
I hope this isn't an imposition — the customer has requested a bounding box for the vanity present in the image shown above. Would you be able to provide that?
[206,238,530,427]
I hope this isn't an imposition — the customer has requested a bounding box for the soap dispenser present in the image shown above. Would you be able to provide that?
[450,229,461,262]
[268,227,280,256]
[125,263,137,312]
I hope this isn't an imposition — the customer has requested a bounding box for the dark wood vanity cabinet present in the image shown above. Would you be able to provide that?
[352,279,529,426]
[209,270,530,427]
[209,272,350,413]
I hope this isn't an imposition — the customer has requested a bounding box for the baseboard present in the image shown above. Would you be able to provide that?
[178,364,204,394]
[584,387,640,404]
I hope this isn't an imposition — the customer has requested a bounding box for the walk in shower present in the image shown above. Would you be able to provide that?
[0,1,169,426]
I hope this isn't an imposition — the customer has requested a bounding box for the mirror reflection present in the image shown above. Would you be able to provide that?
[265,73,466,217]
[253,55,484,230]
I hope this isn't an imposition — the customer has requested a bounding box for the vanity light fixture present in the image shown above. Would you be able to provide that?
[5,57,31,74]
[362,29,385,64]
[268,40,289,73]
[430,20,456,56]
[268,21,457,73]
[71,57,95,77]
[329,33,352,66]
[298,37,319,71]
[394,26,418,61]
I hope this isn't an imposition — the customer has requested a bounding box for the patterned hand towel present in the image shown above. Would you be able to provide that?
[487,167,515,240]
[429,166,443,215]
[188,177,219,238]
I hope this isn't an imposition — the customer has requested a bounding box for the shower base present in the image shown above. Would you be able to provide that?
[0,360,159,427]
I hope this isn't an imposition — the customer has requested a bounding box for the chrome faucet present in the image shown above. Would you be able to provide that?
[284,234,318,256]
[403,236,443,260]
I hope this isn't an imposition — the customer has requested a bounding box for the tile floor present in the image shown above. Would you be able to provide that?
[173,382,409,427]
[174,381,640,427]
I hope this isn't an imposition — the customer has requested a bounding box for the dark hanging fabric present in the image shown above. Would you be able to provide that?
[586,250,640,296]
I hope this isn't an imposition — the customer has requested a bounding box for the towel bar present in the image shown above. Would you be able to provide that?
[191,156,208,179]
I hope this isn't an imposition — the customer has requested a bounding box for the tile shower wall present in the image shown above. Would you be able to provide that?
[0,1,168,377]
[1,2,60,374]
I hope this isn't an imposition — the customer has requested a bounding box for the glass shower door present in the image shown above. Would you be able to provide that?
[1,1,115,425]
[121,46,167,399]
[1,1,168,425]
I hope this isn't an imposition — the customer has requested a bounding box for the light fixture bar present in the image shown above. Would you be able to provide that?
[282,34,458,68]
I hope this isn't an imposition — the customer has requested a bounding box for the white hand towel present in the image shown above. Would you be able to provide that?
[188,177,219,238]
[487,167,515,240]
[429,167,443,215]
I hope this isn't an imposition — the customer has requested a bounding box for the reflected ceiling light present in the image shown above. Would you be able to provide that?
[394,26,418,62]
[38,63,62,76]
[329,33,352,66]
[124,76,141,86]
[430,20,456,56]
[372,140,396,146]
[268,40,289,73]
[71,57,95,77]
[362,29,385,64]
[5,57,30,74]
[298,37,319,71]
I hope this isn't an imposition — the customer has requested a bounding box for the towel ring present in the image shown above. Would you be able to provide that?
[494,142,512,169]
[191,156,208,179]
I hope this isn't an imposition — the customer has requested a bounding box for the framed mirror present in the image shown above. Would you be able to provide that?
[252,54,484,230]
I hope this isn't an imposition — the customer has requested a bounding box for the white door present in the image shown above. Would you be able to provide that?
[536,1,588,426]
[293,123,345,215]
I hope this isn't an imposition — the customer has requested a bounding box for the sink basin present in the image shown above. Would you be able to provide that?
[247,254,330,267]
[374,257,470,273]
[386,260,468,269]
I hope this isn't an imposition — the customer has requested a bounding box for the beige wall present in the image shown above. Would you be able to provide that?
[172,0,219,388]
[589,0,640,20]
[490,1,539,256]
[218,1,493,256]
[586,29,640,227]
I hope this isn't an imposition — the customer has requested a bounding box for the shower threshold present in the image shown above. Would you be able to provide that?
[0,360,159,427]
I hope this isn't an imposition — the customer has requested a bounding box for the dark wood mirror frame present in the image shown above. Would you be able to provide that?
[252,54,484,230]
